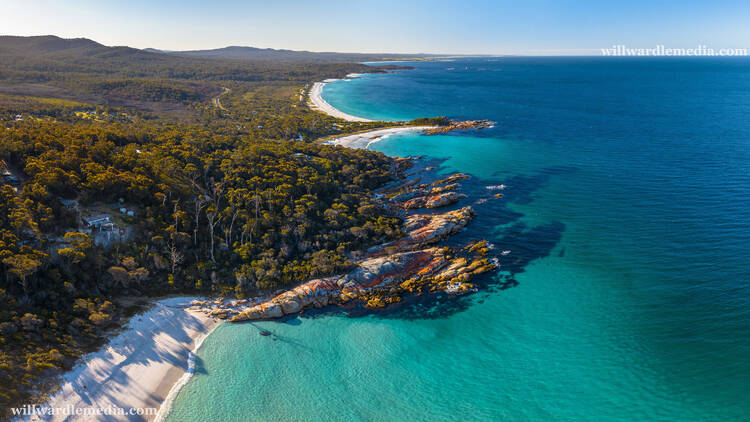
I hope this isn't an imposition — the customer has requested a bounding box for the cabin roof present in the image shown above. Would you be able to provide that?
[83,215,111,224]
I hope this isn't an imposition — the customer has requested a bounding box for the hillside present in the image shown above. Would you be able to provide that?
[0,35,395,118]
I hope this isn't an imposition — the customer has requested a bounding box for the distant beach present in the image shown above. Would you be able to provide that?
[22,298,219,422]
[312,75,439,148]
[325,126,435,149]
[308,74,374,122]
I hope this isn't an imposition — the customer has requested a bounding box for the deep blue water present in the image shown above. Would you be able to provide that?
[167,58,750,421]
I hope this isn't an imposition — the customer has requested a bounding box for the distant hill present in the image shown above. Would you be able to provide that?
[0,35,100,52]
[0,35,436,64]
[0,35,155,60]
[0,35,406,115]
[147,45,435,63]
[0,35,392,80]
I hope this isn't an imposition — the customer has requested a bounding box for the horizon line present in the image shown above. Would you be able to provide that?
[3,34,748,58]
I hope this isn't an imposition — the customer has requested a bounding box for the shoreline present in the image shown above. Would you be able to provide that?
[307,74,374,122]
[324,126,436,149]
[21,297,220,422]
[152,313,220,422]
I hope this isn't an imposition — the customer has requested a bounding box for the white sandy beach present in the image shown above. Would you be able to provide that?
[19,297,219,422]
[308,78,374,122]
[326,126,436,149]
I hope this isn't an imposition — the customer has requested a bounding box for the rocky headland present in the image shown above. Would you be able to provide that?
[193,169,500,322]
[422,119,494,135]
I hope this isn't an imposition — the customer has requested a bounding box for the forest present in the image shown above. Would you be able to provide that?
[0,36,416,415]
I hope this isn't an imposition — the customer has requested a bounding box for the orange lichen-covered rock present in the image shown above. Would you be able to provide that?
[417,256,448,276]
[338,249,437,290]
[402,196,428,209]
[404,192,463,210]
[231,250,441,321]
[429,183,459,194]
[404,207,475,247]
[367,207,475,256]
[231,277,339,321]
[425,192,464,208]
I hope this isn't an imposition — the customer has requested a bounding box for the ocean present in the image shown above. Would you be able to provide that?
[165,57,750,421]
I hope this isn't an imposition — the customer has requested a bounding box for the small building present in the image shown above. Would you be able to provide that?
[83,215,114,231]
[60,199,78,209]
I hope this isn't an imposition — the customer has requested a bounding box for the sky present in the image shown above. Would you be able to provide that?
[3,0,749,55]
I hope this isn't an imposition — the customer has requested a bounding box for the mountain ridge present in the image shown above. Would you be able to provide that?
[0,35,436,63]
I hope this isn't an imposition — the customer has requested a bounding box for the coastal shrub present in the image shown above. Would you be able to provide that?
[88,312,113,326]
[20,314,43,332]
[408,116,451,126]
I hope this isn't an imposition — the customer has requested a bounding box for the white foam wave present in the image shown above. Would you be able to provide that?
[153,322,221,422]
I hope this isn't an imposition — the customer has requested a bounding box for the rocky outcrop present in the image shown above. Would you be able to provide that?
[360,206,475,256]
[400,206,475,248]
[429,183,459,194]
[389,188,423,203]
[194,165,502,323]
[422,120,493,135]
[338,250,436,290]
[214,205,482,322]
[226,242,497,322]
[232,277,340,321]
[402,196,426,209]
[392,157,413,174]
[431,173,468,186]
[403,191,465,209]
[425,192,464,208]
[351,243,497,309]
[387,174,464,204]
[231,249,439,321]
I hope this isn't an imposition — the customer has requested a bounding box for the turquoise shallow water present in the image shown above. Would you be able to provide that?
[167,58,750,421]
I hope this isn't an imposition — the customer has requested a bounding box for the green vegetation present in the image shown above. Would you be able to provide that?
[0,36,422,416]
[408,116,452,126]
[0,35,390,122]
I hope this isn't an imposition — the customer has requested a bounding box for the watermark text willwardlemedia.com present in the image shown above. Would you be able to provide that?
[10,404,158,417]
[601,45,748,56]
